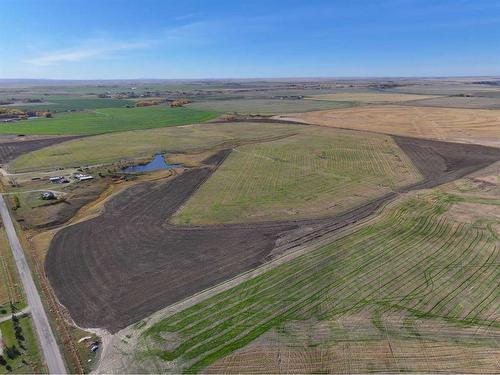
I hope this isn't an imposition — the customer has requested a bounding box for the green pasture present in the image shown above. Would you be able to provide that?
[0,106,217,135]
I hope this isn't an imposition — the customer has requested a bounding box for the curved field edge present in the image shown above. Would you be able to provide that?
[9,122,302,172]
[173,127,422,224]
[136,189,500,374]
[0,106,218,136]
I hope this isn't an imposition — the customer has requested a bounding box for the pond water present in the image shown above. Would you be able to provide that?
[122,154,183,173]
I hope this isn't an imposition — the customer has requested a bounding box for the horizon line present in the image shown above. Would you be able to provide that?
[1,75,500,82]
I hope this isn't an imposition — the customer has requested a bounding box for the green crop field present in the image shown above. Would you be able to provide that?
[174,127,422,224]
[10,122,300,171]
[187,98,354,114]
[139,190,500,373]
[0,106,217,135]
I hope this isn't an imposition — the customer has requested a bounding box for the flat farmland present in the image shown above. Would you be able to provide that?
[0,106,217,135]
[306,92,439,103]
[136,189,500,374]
[45,135,500,336]
[174,127,422,224]
[400,95,500,109]
[187,98,353,114]
[10,122,300,171]
[0,135,83,165]
[45,152,296,332]
[285,105,500,147]
[0,97,134,112]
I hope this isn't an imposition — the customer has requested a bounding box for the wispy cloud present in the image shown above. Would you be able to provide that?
[24,39,152,66]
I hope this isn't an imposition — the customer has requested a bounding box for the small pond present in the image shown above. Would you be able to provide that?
[122,154,183,173]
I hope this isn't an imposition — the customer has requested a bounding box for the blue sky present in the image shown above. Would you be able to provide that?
[1,0,500,79]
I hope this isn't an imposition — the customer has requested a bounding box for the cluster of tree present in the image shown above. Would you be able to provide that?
[0,354,12,372]
[0,108,27,119]
[0,98,43,105]
[0,315,26,371]
[0,108,52,120]
[135,99,166,107]
[170,99,191,107]
[34,111,52,118]
[12,316,25,343]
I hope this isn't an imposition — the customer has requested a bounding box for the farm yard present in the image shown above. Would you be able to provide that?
[1,78,500,374]
[285,105,500,147]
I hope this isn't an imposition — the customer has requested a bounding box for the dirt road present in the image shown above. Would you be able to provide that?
[0,195,66,374]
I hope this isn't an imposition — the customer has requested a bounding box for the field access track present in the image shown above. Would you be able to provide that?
[45,138,500,333]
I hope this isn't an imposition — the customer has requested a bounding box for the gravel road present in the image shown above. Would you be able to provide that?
[0,194,66,374]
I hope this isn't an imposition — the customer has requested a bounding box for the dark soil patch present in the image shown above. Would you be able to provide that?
[46,152,295,332]
[45,139,500,333]
[394,136,500,190]
[0,136,83,165]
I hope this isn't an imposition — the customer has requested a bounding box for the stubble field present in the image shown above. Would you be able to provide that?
[285,105,500,147]
[305,92,439,103]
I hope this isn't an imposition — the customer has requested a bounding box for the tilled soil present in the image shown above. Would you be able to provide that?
[45,139,500,333]
[0,136,83,165]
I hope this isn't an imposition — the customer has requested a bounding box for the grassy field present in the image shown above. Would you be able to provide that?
[0,96,134,112]
[0,106,217,135]
[287,105,500,148]
[187,98,353,114]
[306,92,439,103]
[174,127,422,224]
[0,316,45,374]
[10,122,301,171]
[0,225,24,316]
[138,186,500,373]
